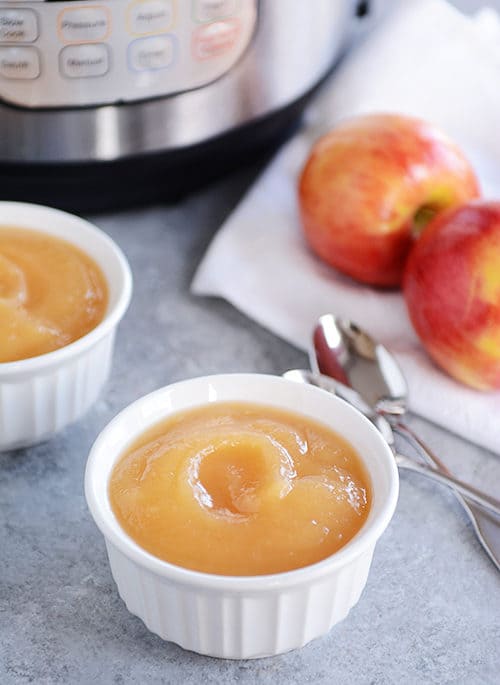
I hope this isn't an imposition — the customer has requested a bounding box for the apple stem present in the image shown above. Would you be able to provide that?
[412,205,438,238]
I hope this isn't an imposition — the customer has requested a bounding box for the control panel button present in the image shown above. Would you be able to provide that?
[193,0,237,23]
[0,46,39,79]
[193,19,239,60]
[58,6,110,44]
[59,43,109,78]
[129,35,175,71]
[0,9,38,43]
[128,0,174,36]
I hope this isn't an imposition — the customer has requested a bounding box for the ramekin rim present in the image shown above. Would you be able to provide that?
[0,201,133,376]
[85,373,399,592]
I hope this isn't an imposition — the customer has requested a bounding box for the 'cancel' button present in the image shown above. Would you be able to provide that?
[60,43,109,78]
[128,35,174,71]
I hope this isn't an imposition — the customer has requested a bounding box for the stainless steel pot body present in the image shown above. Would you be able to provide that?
[0,0,355,164]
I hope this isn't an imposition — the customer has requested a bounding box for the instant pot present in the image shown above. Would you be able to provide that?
[0,0,373,210]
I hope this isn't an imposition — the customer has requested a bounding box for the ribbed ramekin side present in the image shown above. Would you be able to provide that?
[104,541,376,659]
[0,332,114,451]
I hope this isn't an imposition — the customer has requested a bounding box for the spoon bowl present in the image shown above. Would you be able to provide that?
[311,314,407,415]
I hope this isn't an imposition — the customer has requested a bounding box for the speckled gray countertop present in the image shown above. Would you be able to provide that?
[1,160,499,684]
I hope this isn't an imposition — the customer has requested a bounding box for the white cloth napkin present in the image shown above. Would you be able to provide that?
[192,0,500,455]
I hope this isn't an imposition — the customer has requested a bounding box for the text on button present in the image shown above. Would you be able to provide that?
[0,9,38,43]
[194,0,237,23]
[58,7,110,43]
[128,0,174,36]
[0,46,40,79]
[129,35,175,71]
[60,44,109,78]
[193,19,239,60]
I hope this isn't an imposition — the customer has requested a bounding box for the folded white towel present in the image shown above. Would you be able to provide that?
[192,0,500,455]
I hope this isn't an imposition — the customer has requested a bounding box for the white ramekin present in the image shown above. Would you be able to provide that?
[0,201,132,451]
[85,373,399,659]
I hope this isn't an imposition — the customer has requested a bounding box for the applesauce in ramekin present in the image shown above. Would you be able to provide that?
[0,227,108,363]
[86,374,398,658]
[109,401,371,576]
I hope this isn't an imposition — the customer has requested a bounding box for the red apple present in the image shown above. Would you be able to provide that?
[298,113,480,287]
[404,201,500,390]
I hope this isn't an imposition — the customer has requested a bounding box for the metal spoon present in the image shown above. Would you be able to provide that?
[309,314,500,569]
[283,368,396,447]
[284,367,500,517]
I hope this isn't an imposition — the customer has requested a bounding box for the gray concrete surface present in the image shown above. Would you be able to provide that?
[2,1,500,681]
[1,162,499,685]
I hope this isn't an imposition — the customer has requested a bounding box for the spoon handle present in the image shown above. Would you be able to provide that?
[393,422,500,571]
[394,453,500,518]
[393,421,457,472]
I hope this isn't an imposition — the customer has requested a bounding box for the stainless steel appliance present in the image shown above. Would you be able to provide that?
[0,0,369,209]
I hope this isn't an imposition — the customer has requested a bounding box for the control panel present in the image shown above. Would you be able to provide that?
[0,0,257,107]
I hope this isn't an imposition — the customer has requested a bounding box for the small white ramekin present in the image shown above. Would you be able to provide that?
[0,201,132,451]
[85,373,399,659]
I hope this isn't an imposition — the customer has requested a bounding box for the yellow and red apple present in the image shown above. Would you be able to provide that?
[298,113,480,287]
[404,201,500,390]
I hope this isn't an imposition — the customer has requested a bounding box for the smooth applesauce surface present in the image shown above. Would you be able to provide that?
[0,227,108,362]
[109,402,372,576]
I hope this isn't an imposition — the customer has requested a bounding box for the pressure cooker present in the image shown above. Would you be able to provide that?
[0,0,376,210]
